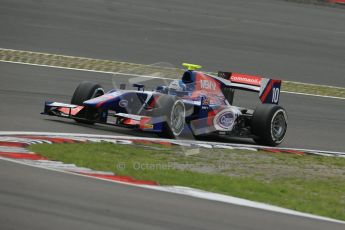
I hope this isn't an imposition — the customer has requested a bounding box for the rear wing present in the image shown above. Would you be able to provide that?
[217,71,282,104]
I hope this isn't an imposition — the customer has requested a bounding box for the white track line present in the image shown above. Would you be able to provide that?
[1,59,344,100]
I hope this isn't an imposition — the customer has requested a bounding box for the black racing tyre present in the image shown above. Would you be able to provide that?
[153,95,186,139]
[251,104,287,146]
[71,81,104,124]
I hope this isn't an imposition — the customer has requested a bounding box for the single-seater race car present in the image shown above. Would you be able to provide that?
[42,63,288,146]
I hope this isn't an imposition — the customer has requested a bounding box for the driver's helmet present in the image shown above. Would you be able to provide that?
[169,80,186,91]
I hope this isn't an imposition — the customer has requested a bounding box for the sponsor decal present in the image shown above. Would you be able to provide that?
[217,112,234,129]
[119,99,128,108]
[213,108,239,131]
[230,73,262,86]
[200,80,217,90]
[201,97,210,106]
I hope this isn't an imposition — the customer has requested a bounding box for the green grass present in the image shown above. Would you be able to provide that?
[29,143,345,221]
[283,81,345,98]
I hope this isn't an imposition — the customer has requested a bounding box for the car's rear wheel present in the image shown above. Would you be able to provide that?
[71,81,104,124]
[251,104,287,146]
[153,95,186,138]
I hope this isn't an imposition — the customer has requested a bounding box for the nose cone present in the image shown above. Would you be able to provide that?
[83,92,120,107]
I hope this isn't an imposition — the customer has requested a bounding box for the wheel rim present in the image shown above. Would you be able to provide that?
[271,110,287,142]
[170,101,185,136]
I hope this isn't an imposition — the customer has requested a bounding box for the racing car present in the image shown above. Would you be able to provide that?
[42,63,288,146]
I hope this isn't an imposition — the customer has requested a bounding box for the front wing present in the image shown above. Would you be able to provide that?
[42,101,163,132]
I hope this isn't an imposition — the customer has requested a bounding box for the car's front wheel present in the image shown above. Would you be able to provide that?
[71,81,104,124]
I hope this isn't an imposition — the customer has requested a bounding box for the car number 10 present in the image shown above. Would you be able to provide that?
[272,88,280,103]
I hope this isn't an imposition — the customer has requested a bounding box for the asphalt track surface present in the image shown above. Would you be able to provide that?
[1,0,345,229]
